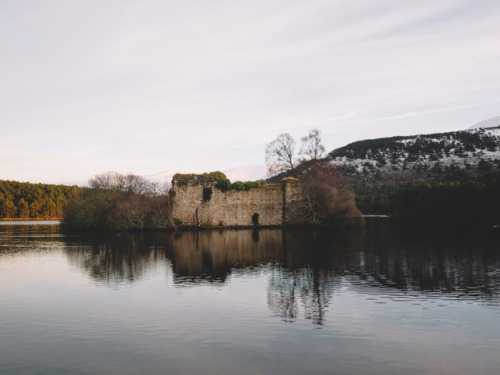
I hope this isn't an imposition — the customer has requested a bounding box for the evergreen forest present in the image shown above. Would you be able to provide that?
[0,180,80,219]
[354,175,500,227]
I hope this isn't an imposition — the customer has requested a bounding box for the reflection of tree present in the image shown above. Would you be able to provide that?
[355,220,500,303]
[268,269,298,322]
[299,268,335,324]
[0,222,60,237]
[268,228,363,325]
[0,223,61,257]
[268,268,338,325]
[64,232,169,285]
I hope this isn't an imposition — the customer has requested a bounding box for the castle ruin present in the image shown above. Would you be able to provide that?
[170,174,302,227]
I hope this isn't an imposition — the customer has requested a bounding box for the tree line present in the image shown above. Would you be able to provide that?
[354,176,500,227]
[0,180,80,219]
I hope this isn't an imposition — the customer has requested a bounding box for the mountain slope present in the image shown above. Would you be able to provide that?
[329,126,500,186]
[468,115,500,129]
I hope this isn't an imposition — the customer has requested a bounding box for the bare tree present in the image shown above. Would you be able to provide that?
[299,129,325,162]
[265,133,296,175]
[89,172,158,196]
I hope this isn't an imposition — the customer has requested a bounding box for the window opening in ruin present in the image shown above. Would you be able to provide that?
[252,213,260,226]
[203,187,212,202]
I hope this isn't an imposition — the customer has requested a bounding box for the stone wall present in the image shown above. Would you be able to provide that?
[170,174,302,227]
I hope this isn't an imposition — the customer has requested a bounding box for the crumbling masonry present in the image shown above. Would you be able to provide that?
[170,174,303,227]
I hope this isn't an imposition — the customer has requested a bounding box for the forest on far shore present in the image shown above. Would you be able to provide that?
[0,180,80,219]
[2,171,499,228]
[354,174,500,227]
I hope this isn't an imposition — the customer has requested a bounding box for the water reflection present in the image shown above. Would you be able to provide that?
[64,232,169,285]
[59,223,500,324]
[267,229,362,325]
[3,222,500,374]
[5,222,499,322]
[356,220,500,305]
[0,222,62,256]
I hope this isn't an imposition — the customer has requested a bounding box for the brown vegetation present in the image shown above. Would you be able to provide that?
[62,172,172,230]
[295,159,363,225]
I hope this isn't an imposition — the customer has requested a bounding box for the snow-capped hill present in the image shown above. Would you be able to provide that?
[329,126,500,186]
[142,170,191,188]
[223,164,267,182]
[468,116,500,130]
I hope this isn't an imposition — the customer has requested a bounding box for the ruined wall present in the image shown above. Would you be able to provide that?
[170,174,302,227]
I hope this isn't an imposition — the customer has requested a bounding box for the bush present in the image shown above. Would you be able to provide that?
[217,178,260,192]
[244,181,260,190]
[215,178,232,192]
[231,181,245,191]
[203,171,227,179]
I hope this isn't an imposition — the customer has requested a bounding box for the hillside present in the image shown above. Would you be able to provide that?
[329,126,500,186]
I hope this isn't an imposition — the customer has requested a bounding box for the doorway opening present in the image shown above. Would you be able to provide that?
[252,213,260,226]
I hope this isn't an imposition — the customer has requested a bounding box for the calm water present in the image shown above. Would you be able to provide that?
[1,220,500,374]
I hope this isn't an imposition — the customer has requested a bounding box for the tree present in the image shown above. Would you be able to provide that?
[299,129,325,161]
[266,129,328,176]
[89,172,158,196]
[265,133,296,175]
[17,198,30,218]
[295,159,363,224]
[63,172,172,230]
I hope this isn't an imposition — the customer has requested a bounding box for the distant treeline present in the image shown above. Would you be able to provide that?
[354,176,500,226]
[0,180,80,219]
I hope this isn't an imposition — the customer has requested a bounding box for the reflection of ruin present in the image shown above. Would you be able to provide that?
[165,230,283,283]
[60,224,500,320]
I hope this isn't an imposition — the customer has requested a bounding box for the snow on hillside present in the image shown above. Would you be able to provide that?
[329,125,500,186]
[142,170,190,188]
[223,164,267,182]
[468,116,500,130]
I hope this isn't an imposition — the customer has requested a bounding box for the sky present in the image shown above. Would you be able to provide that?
[1,0,500,184]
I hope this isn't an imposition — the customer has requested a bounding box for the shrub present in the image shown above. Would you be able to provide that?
[215,177,260,192]
[231,181,245,191]
[215,178,232,192]
[203,171,227,179]
[244,181,260,190]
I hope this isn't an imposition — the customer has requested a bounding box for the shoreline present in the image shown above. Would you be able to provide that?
[0,218,61,221]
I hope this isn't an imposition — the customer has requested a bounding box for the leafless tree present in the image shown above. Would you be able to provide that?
[265,133,296,175]
[89,172,159,196]
[299,129,325,162]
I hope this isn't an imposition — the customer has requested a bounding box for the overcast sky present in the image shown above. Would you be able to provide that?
[2,0,500,184]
